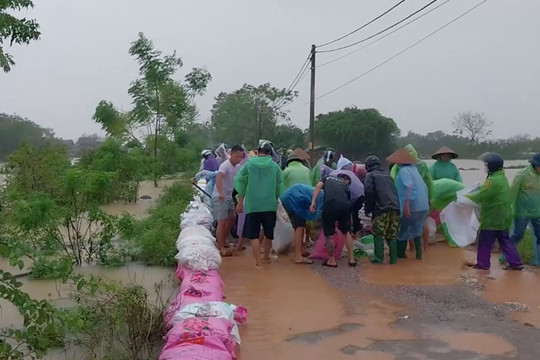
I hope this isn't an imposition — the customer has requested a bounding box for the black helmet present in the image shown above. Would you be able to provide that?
[258,141,273,155]
[365,155,380,172]
[323,150,335,164]
[530,153,540,167]
[478,152,504,174]
[201,149,213,158]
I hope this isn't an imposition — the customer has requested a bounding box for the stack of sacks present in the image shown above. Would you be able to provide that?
[161,199,248,360]
[180,199,214,229]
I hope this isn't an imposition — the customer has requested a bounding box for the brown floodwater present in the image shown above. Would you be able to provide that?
[439,332,516,356]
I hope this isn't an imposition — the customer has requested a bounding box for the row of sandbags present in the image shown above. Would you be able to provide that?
[160,197,247,360]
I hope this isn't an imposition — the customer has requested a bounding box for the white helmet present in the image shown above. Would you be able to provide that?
[201,149,213,158]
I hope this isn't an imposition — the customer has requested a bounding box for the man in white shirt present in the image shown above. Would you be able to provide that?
[212,145,245,256]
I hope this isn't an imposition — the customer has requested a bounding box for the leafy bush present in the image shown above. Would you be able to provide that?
[126,181,193,266]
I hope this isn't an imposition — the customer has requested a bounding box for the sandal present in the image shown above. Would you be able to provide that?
[503,265,524,271]
[348,260,358,267]
[302,251,311,258]
[322,260,338,268]
[295,257,314,265]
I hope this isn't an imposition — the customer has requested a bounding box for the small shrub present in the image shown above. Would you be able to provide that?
[125,181,193,266]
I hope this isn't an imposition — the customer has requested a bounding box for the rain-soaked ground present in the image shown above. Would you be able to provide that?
[221,241,540,360]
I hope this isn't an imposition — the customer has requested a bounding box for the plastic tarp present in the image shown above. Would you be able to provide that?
[272,202,294,254]
[440,202,480,247]
[456,183,482,209]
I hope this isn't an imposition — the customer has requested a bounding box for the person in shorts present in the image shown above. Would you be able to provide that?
[212,145,245,256]
[235,142,284,268]
[310,174,357,268]
[364,155,400,264]
[280,184,323,264]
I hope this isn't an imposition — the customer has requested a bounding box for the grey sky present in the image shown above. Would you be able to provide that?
[1,0,538,141]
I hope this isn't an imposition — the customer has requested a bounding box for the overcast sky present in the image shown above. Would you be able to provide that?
[1,0,538,140]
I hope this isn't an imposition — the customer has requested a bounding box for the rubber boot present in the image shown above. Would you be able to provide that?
[414,237,422,260]
[372,235,384,264]
[388,240,398,264]
[397,241,407,258]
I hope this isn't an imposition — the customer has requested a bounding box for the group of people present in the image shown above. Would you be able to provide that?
[194,141,540,270]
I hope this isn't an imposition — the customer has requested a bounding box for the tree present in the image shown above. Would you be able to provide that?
[210,83,297,149]
[0,0,41,72]
[93,33,211,184]
[0,113,57,160]
[315,107,400,160]
[452,111,493,146]
[272,123,307,150]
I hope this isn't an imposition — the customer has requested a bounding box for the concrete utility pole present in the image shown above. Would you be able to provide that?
[309,44,316,165]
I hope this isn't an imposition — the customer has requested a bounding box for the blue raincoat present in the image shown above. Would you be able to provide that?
[279,184,324,221]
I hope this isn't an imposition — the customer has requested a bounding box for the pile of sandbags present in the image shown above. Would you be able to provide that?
[160,194,247,360]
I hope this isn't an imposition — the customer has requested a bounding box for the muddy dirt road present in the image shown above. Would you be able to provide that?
[221,245,540,360]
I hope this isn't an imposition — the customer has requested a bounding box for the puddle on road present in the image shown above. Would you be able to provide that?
[220,251,414,360]
[440,331,516,356]
[362,243,467,285]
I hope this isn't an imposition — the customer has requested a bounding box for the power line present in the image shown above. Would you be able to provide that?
[316,0,406,48]
[318,0,439,54]
[314,0,489,101]
[274,53,312,108]
[317,0,451,69]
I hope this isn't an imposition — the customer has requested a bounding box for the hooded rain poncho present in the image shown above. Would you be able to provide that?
[283,161,311,190]
[511,166,540,218]
[429,160,462,182]
[391,144,434,199]
[280,184,324,221]
[466,169,513,230]
[234,156,284,214]
[396,165,429,214]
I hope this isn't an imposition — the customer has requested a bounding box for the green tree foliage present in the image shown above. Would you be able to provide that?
[78,138,145,202]
[123,181,193,266]
[0,0,41,72]
[315,107,400,159]
[93,33,211,184]
[210,83,298,149]
[0,113,57,160]
[272,123,307,150]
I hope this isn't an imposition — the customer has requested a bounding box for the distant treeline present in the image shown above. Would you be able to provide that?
[398,131,539,160]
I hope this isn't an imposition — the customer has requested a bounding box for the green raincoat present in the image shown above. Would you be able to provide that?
[431,179,466,211]
[429,160,463,182]
[283,161,311,190]
[466,170,512,230]
[390,144,434,199]
[310,160,336,186]
[234,156,284,214]
[511,166,540,218]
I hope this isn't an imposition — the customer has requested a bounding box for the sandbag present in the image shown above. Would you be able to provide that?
[172,301,247,345]
[431,179,467,210]
[179,225,215,242]
[179,270,225,303]
[310,231,345,260]
[164,318,236,357]
[180,200,214,229]
[175,243,222,271]
[159,335,232,360]
[440,202,479,247]
[272,203,294,254]
[177,235,217,252]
